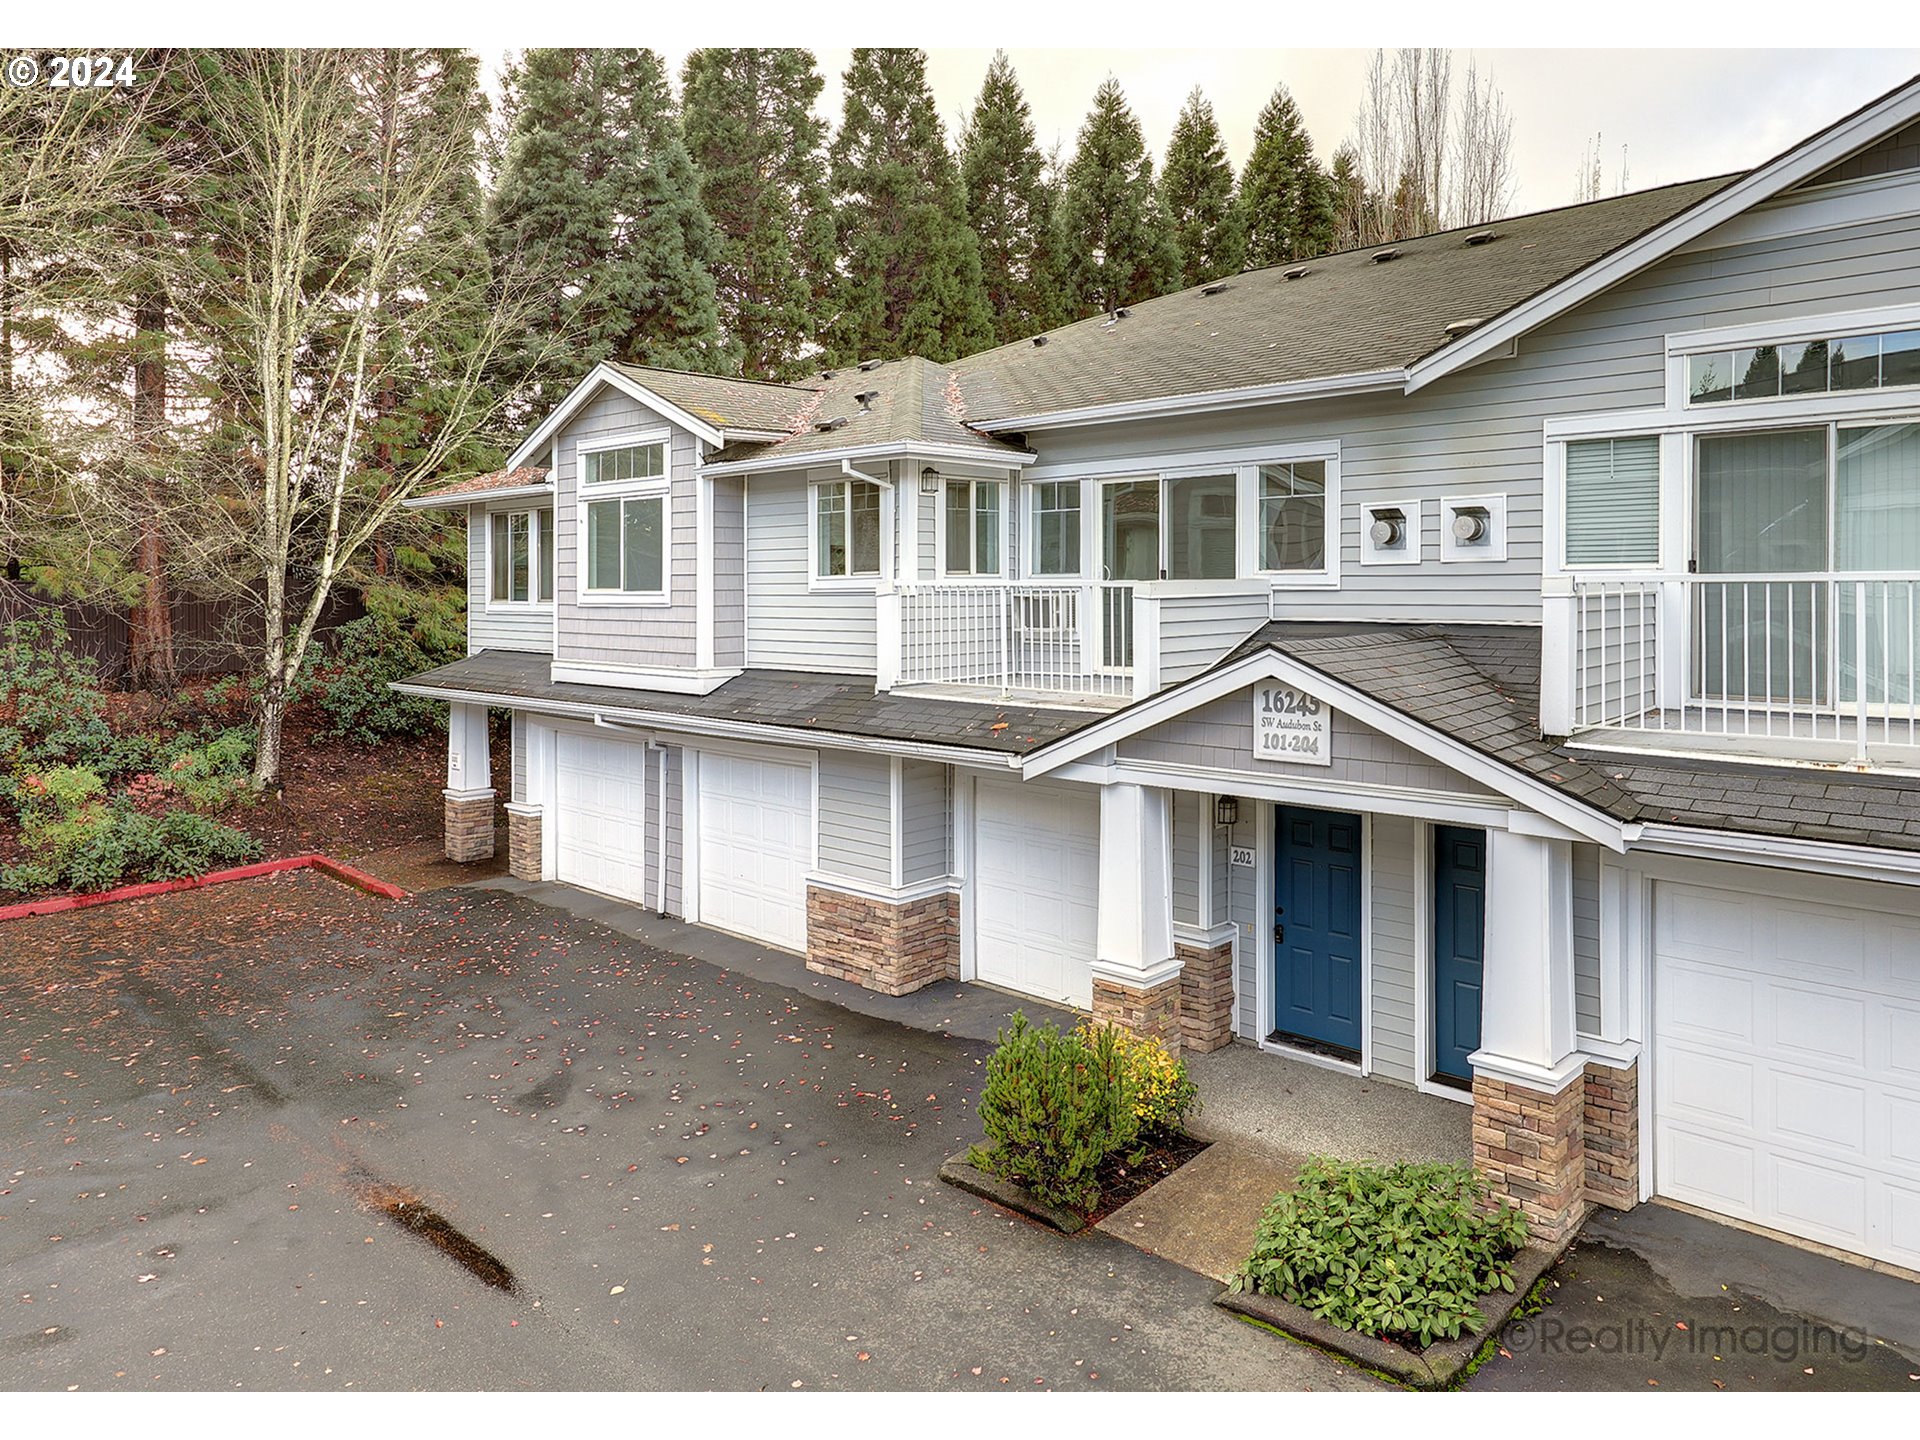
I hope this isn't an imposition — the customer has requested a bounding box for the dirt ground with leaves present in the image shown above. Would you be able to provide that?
[0,873,1370,1392]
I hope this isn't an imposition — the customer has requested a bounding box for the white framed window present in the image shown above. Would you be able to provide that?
[812,478,885,584]
[1255,461,1328,573]
[941,479,1003,577]
[1029,480,1082,577]
[1564,437,1660,568]
[488,506,555,605]
[577,431,671,604]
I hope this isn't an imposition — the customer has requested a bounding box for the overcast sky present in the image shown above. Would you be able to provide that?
[624,48,1920,216]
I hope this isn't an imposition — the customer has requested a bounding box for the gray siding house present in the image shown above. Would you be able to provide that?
[401,75,1920,1263]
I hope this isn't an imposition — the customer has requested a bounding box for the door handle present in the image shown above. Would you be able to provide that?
[1273,923,1285,943]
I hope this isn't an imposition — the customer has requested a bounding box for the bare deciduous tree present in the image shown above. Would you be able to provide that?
[171,51,554,790]
[1452,60,1515,228]
[1574,131,1630,202]
[1347,48,1517,243]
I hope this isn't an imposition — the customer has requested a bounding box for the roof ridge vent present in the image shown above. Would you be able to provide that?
[1443,318,1486,336]
[1282,265,1310,281]
[1200,280,1229,296]
[857,358,884,372]
[1464,231,1497,246]
[814,416,849,433]
[1371,248,1401,264]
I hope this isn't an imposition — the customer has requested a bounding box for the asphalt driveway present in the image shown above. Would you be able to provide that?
[0,872,1369,1392]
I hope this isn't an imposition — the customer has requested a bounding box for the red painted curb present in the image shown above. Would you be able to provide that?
[0,851,410,923]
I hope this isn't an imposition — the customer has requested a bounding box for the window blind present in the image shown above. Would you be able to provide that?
[1565,436,1660,566]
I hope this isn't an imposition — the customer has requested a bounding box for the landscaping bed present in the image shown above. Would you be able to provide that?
[942,1130,1211,1235]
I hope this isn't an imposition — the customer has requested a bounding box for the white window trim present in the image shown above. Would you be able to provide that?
[1239,449,1341,587]
[1025,477,1087,582]
[935,477,1009,581]
[578,426,671,487]
[484,503,555,610]
[1664,300,1920,412]
[807,476,893,591]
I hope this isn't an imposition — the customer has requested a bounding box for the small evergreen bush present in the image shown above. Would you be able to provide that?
[1229,1157,1529,1347]
[1076,1020,1198,1135]
[301,610,457,743]
[968,1013,1142,1214]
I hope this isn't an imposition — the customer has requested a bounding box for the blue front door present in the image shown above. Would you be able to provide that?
[1271,806,1363,1056]
[1432,826,1486,1083]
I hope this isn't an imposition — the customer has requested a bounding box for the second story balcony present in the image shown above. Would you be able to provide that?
[1549,573,1920,767]
[875,577,1274,707]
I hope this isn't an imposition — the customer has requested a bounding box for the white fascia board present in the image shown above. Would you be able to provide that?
[1633,822,1920,888]
[404,483,552,512]
[966,368,1406,434]
[1406,78,1920,393]
[698,439,1035,478]
[386,679,1025,770]
[1018,647,1628,850]
[507,363,727,469]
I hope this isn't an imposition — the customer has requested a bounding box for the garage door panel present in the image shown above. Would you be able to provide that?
[1770,986,1867,1067]
[975,779,1098,1009]
[556,731,650,904]
[1657,873,1920,1268]
[697,752,811,952]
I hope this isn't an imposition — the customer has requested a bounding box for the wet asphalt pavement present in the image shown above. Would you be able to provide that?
[0,873,1371,1392]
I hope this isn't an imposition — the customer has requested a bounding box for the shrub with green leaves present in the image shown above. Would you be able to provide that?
[301,609,458,743]
[1229,1158,1529,1348]
[968,1013,1143,1214]
[1077,1020,1199,1135]
[2,762,259,896]
[0,615,120,778]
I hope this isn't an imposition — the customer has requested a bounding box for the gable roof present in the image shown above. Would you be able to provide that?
[602,362,812,436]
[954,177,1736,427]
[702,355,1032,472]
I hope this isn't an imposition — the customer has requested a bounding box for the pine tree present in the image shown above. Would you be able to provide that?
[681,48,835,379]
[1327,143,1372,252]
[1160,87,1245,288]
[1238,84,1337,269]
[825,48,991,365]
[1056,78,1176,316]
[489,48,727,424]
[958,52,1064,344]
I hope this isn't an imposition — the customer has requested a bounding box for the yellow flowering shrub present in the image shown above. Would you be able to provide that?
[1076,1021,1199,1135]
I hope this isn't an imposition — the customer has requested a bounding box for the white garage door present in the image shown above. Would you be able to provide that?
[1655,873,1920,1267]
[696,750,812,951]
[974,778,1099,1008]
[556,730,650,903]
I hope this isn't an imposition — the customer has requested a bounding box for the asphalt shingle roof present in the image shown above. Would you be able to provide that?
[604,363,812,434]
[417,465,550,502]
[396,648,1100,756]
[952,177,1737,422]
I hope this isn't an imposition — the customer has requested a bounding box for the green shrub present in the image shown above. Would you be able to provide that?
[1229,1158,1529,1347]
[144,727,255,811]
[968,1013,1142,1214]
[301,613,451,743]
[0,615,119,776]
[2,763,259,896]
[1076,1020,1198,1135]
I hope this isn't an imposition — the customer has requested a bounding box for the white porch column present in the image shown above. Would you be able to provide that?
[1090,782,1182,1049]
[874,584,901,693]
[443,702,495,862]
[1539,576,1576,736]
[1470,825,1588,1244]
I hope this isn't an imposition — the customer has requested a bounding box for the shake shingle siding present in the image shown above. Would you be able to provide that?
[552,388,700,669]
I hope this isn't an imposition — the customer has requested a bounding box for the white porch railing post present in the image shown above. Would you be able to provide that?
[1657,578,1688,718]
[1539,576,1576,737]
[1856,578,1871,763]
[1131,588,1161,703]
[875,584,901,693]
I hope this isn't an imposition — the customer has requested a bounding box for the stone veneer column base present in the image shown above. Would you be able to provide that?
[1176,940,1235,1053]
[1092,973,1184,1054]
[1583,1060,1640,1211]
[1472,1072,1589,1247]
[805,884,958,997]
[443,788,496,863]
[505,804,543,882]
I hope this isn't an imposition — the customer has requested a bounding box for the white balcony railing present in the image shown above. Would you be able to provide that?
[1559,575,1920,761]
[880,581,1136,703]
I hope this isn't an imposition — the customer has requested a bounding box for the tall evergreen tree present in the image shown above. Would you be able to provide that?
[1327,143,1372,252]
[489,48,727,424]
[825,49,991,365]
[1159,87,1245,288]
[1056,78,1176,316]
[681,48,835,379]
[1237,84,1337,269]
[958,52,1064,345]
